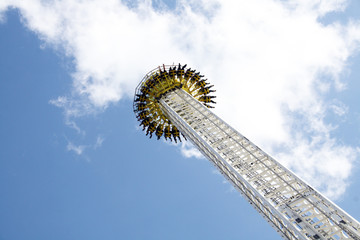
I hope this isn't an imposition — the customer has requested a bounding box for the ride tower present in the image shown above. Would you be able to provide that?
[133,64,360,240]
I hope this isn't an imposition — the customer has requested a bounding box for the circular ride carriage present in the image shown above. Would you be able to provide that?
[133,64,216,142]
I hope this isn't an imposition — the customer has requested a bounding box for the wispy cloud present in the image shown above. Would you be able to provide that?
[94,136,104,149]
[330,99,348,116]
[65,135,105,156]
[163,137,204,159]
[1,0,360,199]
[66,141,86,155]
[180,142,204,159]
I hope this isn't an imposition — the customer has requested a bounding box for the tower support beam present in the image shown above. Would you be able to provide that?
[159,89,360,240]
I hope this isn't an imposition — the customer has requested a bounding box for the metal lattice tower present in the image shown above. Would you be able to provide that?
[134,64,360,240]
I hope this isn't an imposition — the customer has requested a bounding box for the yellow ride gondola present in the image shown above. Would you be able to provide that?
[133,64,216,141]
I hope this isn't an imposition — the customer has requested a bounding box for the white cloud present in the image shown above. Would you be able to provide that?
[163,137,204,159]
[65,136,104,156]
[180,142,204,159]
[277,133,359,198]
[284,0,348,16]
[94,136,104,149]
[49,96,87,134]
[1,0,360,199]
[330,99,348,116]
[67,141,86,155]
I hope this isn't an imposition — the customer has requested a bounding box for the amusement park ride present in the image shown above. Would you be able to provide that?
[133,64,360,240]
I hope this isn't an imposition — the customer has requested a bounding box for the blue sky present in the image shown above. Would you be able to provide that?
[1,1,360,239]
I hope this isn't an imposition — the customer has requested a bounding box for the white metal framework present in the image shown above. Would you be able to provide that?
[159,88,360,240]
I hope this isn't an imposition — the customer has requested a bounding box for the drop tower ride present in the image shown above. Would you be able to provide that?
[133,64,360,240]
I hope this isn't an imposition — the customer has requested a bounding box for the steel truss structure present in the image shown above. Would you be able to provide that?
[159,88,360,240]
